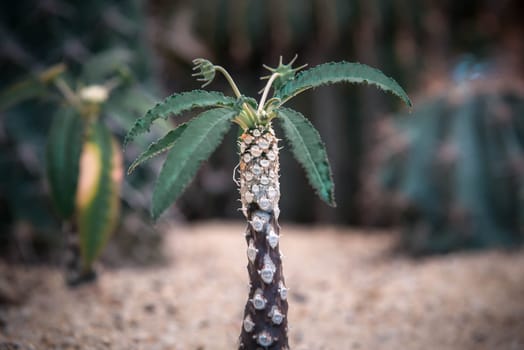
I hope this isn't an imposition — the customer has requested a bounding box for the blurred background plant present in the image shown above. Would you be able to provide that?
[44,74,124,284]
[0,1,169,265]
[0,0,523,260]
[372,75,524,254]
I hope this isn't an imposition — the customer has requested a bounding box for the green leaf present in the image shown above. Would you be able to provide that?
[46,107,85,218]
[124,90,236,146]
[277,107,336,206]
[152,108,237,219]
[128,123,188,174]
[77,121,121,270]
[275,61,412,107]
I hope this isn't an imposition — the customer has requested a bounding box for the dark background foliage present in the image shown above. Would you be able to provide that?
[143,0,523,225]
[0,0,523,258]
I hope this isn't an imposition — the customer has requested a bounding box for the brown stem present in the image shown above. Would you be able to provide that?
[238,126,289,349]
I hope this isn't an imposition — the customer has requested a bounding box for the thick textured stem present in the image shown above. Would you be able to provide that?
[238,126,289,349]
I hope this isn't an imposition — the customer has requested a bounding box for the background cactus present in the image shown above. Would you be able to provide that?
[126,57,410,349]
[49,112,123,284]
[378,79,524,254]
[0,54,152,284]
[0,0,166,265]
[45,82,124,284]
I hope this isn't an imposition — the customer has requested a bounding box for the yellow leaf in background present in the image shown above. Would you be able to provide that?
[111,139,124,185]
[76,142,102,211]
[75,121,122,270]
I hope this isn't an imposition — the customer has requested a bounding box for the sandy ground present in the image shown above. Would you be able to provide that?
[1,221,523,350]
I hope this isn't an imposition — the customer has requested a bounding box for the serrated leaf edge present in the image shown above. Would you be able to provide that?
[277,107,336,206]
[151,107,237,219]
[127,123,188,174]
[124,90,236,147]
[276,61,412,107]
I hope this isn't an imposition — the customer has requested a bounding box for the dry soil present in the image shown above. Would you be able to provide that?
[1,222,523,350]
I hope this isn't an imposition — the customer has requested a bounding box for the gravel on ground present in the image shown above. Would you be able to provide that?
[1,221,523,350]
